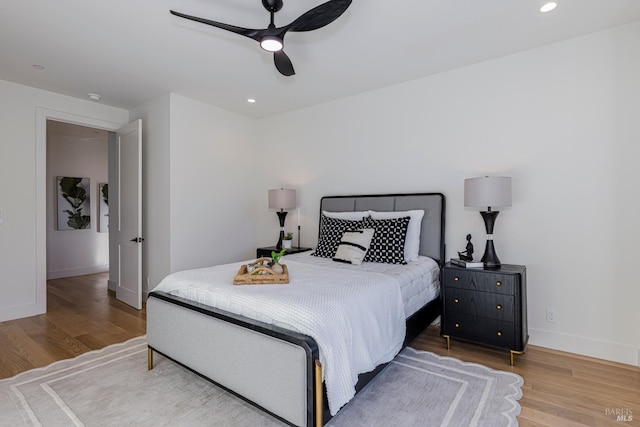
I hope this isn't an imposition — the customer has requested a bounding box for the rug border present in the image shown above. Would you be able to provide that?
[0,335,147,384]
[403,346,523,426]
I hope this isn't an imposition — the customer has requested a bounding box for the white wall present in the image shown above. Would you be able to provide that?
[255,22,640,366]
[113,92,262,295]
[130,94,171,295]
[46,128,109,279]
[168,94,260,272]
[129,93,263,295]
[0,79,128,322]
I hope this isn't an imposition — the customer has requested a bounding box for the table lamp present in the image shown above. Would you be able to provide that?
[464,176,512,269]
[268,188,296,250]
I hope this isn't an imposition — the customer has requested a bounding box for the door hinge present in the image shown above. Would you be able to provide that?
[130,237,145,243]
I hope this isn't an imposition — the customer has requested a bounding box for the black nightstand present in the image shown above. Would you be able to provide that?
[256,246,312,258]
[441,263,528,365]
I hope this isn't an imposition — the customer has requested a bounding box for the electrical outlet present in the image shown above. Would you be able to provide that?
[546,308,557,323]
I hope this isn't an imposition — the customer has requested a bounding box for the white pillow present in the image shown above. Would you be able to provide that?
[322,210,369,221]
[333,229,375,265]
[368,210,424,261]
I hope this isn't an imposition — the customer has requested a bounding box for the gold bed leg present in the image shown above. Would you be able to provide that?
[510,349,525,366]
[315,360,323,427]
[148,348,153,370]
[443,334,451,350]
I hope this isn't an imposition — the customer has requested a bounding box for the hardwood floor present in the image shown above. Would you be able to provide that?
[1,278,637,426]
[412,328,639,427]
[0,273,145,380]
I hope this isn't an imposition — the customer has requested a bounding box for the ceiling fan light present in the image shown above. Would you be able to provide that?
[260,36,283,52]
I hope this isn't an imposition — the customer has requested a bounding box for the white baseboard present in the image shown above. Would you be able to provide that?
[47,265,109,280]
[0,302,46,323]
[530,328,639,367]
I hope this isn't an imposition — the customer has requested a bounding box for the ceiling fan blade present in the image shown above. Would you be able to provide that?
[170,10,265,42]
[288,0,352,32]
[274,50,295,76]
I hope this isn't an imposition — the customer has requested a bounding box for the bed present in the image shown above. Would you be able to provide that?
[147,193,446,427]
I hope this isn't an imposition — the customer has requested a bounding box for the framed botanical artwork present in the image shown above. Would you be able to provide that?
[98,183,109,233]
[56,176,91,230]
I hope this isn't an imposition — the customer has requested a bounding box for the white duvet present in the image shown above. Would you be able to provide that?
[152,258,406,415]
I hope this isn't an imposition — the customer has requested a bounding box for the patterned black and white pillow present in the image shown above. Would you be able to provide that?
[362,216,410,264]
[333,229,375,265]
[312,216,365,258]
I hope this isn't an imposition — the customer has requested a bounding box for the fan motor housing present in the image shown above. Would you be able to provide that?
[262,0,284,13]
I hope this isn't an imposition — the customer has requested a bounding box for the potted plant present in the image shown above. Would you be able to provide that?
[270,248,286,274]
[282,232,293,249]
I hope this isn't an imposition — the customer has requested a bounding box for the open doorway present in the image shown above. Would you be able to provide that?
[46,120,111,281]
[36,109,143,313]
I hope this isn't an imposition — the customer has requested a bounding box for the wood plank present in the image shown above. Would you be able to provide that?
[518,407,594,427]
[0,273,146,379]
[0,326,40,378]
[0,323,57,368]
[74,333,110,351]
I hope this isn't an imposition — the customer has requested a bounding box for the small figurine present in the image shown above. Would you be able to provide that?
[457,234,474,261]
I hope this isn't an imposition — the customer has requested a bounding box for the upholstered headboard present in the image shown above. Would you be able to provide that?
[319,193,446,265]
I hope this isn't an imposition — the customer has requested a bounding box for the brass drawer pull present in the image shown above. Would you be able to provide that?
[454,298,460,303]
[496,281,502,287]
[454,276,459,282]
[496,304,502,310]
[455,323,460,328]
[497,331,502,336]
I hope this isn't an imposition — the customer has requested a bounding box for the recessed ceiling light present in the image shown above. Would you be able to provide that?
[247,98,256,104]
[32,64,45,70]
[540,2,557,12]
[88,93,101,101]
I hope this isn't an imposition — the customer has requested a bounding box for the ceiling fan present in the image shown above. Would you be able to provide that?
[170,0,352,76]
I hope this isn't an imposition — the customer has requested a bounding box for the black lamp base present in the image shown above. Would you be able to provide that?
[480,210,501,269]
[275,211,287,250]
[481,239,501,269]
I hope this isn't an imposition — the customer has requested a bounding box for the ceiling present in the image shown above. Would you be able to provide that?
[2,0,640,118]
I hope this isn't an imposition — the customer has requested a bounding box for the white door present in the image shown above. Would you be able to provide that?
[115,120,143,309]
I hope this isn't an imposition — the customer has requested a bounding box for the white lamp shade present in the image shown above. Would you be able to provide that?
[464,176,512,208]
[268,189,296,210]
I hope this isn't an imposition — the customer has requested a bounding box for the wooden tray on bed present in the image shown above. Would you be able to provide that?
[233,261,289,285]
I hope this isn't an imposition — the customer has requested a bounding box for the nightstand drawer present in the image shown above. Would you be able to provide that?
[443,313,516,349]
[444,289,514,321]
[443,268,515,295]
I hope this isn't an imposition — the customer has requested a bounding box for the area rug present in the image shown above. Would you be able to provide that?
[0,336,523,427]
